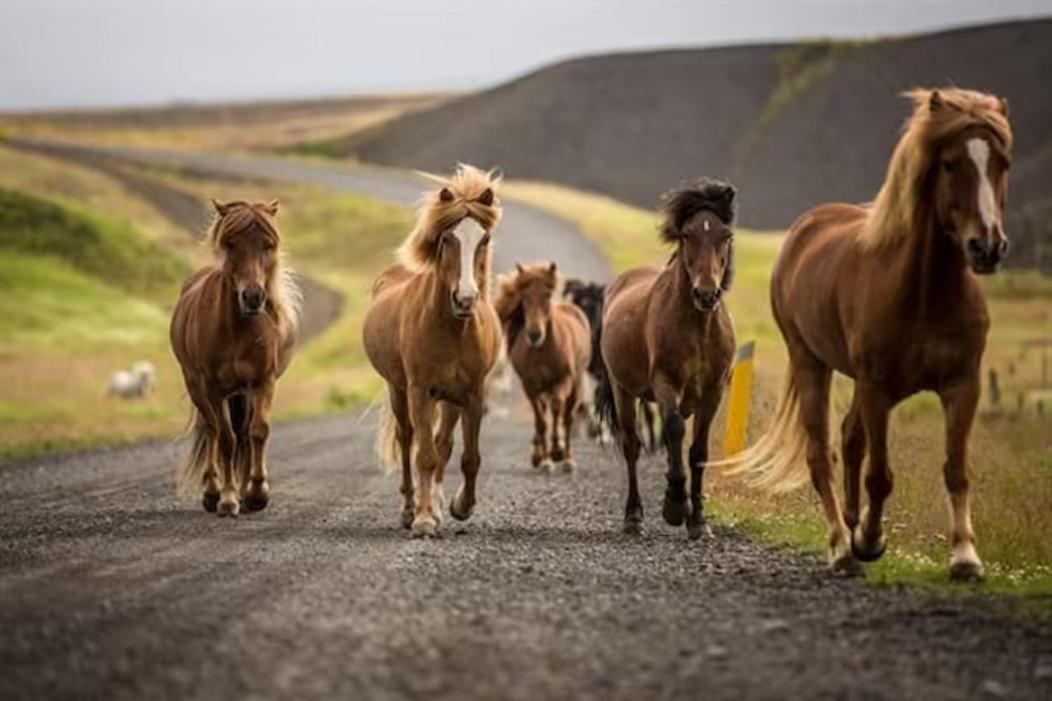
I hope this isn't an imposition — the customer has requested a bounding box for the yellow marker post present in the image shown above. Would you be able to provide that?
[723,341,755,457]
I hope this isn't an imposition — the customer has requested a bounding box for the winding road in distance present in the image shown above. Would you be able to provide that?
[2,138,1050,701]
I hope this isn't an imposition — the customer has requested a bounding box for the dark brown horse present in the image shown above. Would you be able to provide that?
[171,200,300,516]
[495,262,591,472]
[597,180,737,539]
[364,165,503,538]
[717,89,1012,580]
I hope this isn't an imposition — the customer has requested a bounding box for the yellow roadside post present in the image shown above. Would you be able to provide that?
[723,341,755,457]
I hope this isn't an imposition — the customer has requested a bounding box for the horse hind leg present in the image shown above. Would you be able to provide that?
[390,387,414,529]
[559,379,581,473]
[210,397,239,517]
[841,389,866,532]
[242,385,274,513]
[432,402,461,526]
[613,384,644,534]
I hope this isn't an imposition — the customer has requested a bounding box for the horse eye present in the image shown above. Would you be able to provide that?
[942,159,955,173]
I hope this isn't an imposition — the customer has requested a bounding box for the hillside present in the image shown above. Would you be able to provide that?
[347,19,1052,269]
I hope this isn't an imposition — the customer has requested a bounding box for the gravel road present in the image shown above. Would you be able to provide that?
[2,140,1051,700]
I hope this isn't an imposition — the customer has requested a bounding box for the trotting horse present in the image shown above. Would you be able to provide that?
[364,165,503,538]
[716,89,1012,580]
[171,200,301,516]
[597,180,737,539]
[495,262,591,473]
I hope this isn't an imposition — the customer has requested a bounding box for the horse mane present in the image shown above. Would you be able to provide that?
[494,262,561,348]
[658,178,737,244]
[207,200,302,336]
[862,87,1012,250]
[398,164,503,276]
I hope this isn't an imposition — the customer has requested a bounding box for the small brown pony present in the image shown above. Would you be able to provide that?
[717,89,1012,580]
[364,165,503,538]
[171,200,301,516]
[495,262,592,472]
[596,180,738,539]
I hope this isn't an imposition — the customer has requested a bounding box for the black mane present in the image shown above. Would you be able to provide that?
[659,178,737,243]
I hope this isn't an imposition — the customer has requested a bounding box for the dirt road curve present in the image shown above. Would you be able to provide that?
[2,140,1051,700]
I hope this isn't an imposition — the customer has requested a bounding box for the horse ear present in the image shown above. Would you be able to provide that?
[722,184,737,204]
[516,263,525,275]
[439,187,455,203]
[997,96,1009,118]
[262,199,280,216]
[929,90,943,112]
[211,199,230,216]
[477,187,494,206]
[548,262,557,276]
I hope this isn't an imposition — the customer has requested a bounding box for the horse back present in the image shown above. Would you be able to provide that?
[554,302,593,372]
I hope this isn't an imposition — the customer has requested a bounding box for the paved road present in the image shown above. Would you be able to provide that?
[2,140,1052,700]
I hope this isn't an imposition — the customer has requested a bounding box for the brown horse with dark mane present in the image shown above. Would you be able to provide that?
[597,180,737,539]
[171,200,301,516]
[717,89,1012,580]
[364,165,503,538]
[495,262,591,472]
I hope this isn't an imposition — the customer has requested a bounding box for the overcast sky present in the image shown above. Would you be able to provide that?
[1,0,1048,111]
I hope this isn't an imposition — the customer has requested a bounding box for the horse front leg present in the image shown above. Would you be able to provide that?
[407,385,440,538]
[559,378,581,472]
[841,389,866,531]
[242,382,274,512]
[529,395,551,472]
[450,391,484,522]
[939,375,983,581]
[389,386,415,529]
[852,382,893,564]
[548,377,573,465]
[686,381,722,540]
[653,374,689,527]
[213,397,239,517]
[432,402,461,526]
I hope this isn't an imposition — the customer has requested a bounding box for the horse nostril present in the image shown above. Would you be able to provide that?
[966,238,984,255]
[997,238,1010,258]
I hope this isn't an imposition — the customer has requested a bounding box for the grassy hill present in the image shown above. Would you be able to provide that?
[344,19,1052,270]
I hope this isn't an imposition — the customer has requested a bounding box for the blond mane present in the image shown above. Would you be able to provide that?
[207,200,302,337]
[398,164,503,273]
[861,87,1012,250]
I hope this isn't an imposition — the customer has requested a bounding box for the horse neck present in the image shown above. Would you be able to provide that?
[890,207,971,319]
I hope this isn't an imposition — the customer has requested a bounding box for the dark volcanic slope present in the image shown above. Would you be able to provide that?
[351,19,1052,266]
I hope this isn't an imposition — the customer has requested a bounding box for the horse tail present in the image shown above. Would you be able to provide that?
[374,392,401,473]
[711,366,809,493]
[176,409,211,496]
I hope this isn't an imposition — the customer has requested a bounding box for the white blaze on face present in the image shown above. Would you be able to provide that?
[966,137,997,232]
[452,217,487,303]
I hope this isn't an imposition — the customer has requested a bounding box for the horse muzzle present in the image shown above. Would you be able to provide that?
[239,286,267,316]
[692,287,722,312]
[965,236,1008,275]
[526,329,545,347]
[451,292,477,319]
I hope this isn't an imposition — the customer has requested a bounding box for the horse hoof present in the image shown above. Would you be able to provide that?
[622,518,643,536]
[850,527,886,562]
[551,447,566,462]
[662,496,689,527]
[243,483,269,512]
[202,491,220,513]
[560,458,576,474]
[217,499,240,518]
[949,559,985,583]
[411,516,439,538]
[538,458,554,474]
[830,551,863,577]
[687,518,712,541]
[450,493,474,522]
[400,507,414,529]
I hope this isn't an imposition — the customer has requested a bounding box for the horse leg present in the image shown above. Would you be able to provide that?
[187,382,221,511]
[407,385,439,537]
[450,392,484,521]
[686,382,722,540]
[212,396,239,517]
[242,382,273,513]
[433,401,461,526]
[642,401,659,453]
[653,374,689,527]
[794,357,854,572]
[530,395,552,472]
[841,389,866,531]
[851,383,893,563]
[390,386,415,529]
[939,375,984,581]
[560,378,580,472]
[549,377,572,464]
[613,384,644,533]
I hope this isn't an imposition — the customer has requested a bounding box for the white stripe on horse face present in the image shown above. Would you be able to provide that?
[452,218,486,301]
[967,137,997,231]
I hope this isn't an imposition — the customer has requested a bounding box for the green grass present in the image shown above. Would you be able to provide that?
[503,179,1052,600]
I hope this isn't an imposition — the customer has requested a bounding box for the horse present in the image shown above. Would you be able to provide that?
[564,278,660,451]
[364,165,503,538]
[715,89,1012,580]
[170,200,301,516]
[495,263,592,473]
[596,180,738,539]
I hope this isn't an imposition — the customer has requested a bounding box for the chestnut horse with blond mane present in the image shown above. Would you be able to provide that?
[171,200,301,516]
[717,88,1012,580]
[495,262,591,473]
[597,180,738,540]
[364,165,503,538]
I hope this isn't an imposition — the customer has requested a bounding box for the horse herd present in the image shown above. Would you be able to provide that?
[169,87,1013,581]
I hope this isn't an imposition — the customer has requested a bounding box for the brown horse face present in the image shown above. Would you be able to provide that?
[438,217,491,318]
[934,127,1011,274]
[221,224,278,316]
[679,211,733,312]
[520,263,558,347]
